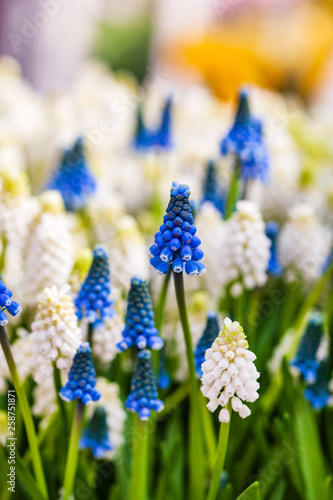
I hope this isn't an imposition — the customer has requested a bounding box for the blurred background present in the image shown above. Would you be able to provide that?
[1,0,333,106]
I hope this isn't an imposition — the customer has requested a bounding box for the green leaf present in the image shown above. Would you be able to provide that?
[324,476,333,500]
[236,482,262,500]
[13,452,46,500]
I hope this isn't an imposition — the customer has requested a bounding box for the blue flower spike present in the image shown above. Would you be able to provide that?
[47,137,97,211]
[194,312,220,377]
[0,276,21,326]
[60,343,101,405]
[117,276,163,352]
[266,221,282,276]
[80,406,113,458]
[158,350,171,390]
[291,311,324,384]
[304,358,331,410]
[133,97,173,151]
[154,97,173,150]
[201,160,224,214]
[150,182,206,276]
[220,88,269,183]
[125,349,164,421]
[75,245,115,327]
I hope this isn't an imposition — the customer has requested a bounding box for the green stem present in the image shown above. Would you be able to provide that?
[154,267,171,331]
[87,323,94,347]
[130,415,149,500]
[63,400,85,500]
[225,159,240,220]
[200,394,216,474]
[53,363,68,434]
[173,271,205,500]
[0,325,48,499]
[206,405,231,500]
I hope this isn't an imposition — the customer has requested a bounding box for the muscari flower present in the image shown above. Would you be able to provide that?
[125,349,164,420]
[80,406,113,459]
[47,137,96,211]
[201,318,260,422]
[150,182,205,276]
[195,312,220,377]
[219,201,270,297]
[201,160,224,214]
[266,221,283,276]
[133,97,173,151]
[75,245,115,327]
[30,285,82,378]
[291,312,325,384]
[117,276,163,351]
[60,342,101,405]
[158,350,171,390]
[304,358,332,410]
[220,89,269,183]
[0,276,21,326]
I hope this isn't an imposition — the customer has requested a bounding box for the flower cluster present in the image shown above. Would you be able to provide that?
[134,97,173,151]
[125,349,164,420]
[194,312,220,377]
[304,358,332,410]
[60,342,101,405]
[220,89,269,183]
[0,276,21,326]
[201,318,260,422]
[219,201,270,297]
[201,160,224,214]
[80,406,113,459]
[265,221,282,275]
[150,182,205,276]
[117,276,163,351]
[47,137,97,211]
[29,285,82,376]
[75,245,115,326]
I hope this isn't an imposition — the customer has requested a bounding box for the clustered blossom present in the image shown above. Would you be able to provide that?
[80,406,113,459]
[60,342,101,405]
[150,182,205,276]
[75,245,115,326]
[220,89,269,183]
[219,201,270,297]
[125,349,164,420]
[134,97,173,151]
[195,312,220,377]
[304,358,332,410]
[278,204,332,284]
[47,137,96,211]
[158,351,171,390]
[201,160,224,214]
[117,276,163,351]
[265,221,282,275]
[0,276,21,326]
[29,285,82,378]
[201,318,260,422]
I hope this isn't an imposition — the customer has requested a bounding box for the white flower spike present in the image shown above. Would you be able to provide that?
[201,318,260,422]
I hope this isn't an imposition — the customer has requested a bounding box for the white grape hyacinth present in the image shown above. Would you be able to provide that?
[219,201,270,297]
[30,285,82,383]
[201,318,260,423]
[92,315,125,366]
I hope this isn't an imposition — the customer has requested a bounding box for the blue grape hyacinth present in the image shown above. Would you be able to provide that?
[133,98,173,151]
[291,312,324,384]
[201,160,224,214]
[220,89,269,183]
[125,349,164,421]
[80,406,113,458]
[47,137,96,211]
[60,343,101,405]
[150,182,205,276]
[266,221,282,276]
[304,358,331,410]
[194,312,220,377]
[0,276,21,326]
[158,350,171,390]
[117,276,163,351]
[75,245,115,327]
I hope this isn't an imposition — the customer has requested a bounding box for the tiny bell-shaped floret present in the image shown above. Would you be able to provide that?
[0,276,21,326]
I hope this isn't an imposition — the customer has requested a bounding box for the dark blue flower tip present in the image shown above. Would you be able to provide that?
[125,349,164,421]
[194,312,220,377]
[0,276,21,326]
[266,221,283,276]
[201,160,224,215]
[158,351,171,390]
[220,88,269,183]
[117,276,163,352]
[133,97,173,151]
[47,137,97,211]
[80,406,113,459]
[304,358,331,410]
[75,245,115,327]
[150,182,205,276]
[60,342,101,405]
[291,311,324,384]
